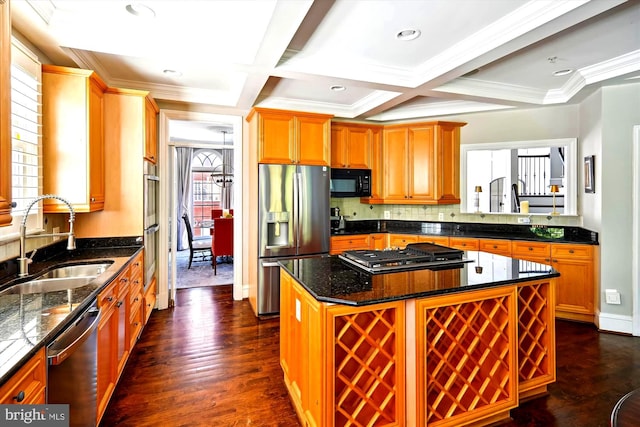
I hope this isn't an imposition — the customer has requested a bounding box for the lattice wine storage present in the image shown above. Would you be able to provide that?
[517,280,556,396]
[417,287,518,427]
[332,303,405,427]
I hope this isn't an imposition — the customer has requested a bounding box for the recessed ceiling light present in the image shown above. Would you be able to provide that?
[553,69,573,77]
[396,29,421,41]
[330,85,346,92]
[163,69,182,77]
[126,3,156,18]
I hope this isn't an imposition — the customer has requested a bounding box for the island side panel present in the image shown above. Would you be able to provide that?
[326,301,406,427]
[517,279,556,399]
[415,286,519,427]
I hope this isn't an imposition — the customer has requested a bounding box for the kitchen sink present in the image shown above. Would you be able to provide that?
[36,262,113,280]
[1,276,97,295]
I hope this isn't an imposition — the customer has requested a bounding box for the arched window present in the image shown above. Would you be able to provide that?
[191,149,222,235]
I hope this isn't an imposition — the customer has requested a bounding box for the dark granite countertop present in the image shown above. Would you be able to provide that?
[331,219,598,244]
[280,250,559,306]
[0,237,142,386]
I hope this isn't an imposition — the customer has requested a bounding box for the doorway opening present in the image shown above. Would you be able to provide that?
[156,110,243,309]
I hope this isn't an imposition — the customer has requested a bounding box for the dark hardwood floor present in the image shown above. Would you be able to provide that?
[102,285,640,427]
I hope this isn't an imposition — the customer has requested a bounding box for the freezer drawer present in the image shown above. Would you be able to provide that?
[258,259,281,316]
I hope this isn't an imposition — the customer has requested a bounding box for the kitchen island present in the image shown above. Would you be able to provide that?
[279,250,559,427]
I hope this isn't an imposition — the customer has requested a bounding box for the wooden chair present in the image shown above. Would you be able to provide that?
[211,216,233,275]
[181,213,212,269]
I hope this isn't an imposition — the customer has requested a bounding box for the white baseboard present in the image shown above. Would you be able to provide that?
[598,311,634,335]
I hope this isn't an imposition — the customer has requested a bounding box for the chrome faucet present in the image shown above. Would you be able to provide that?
[18,194,76,277]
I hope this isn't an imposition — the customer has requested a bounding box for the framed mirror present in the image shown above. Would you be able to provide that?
[460,138,577,215]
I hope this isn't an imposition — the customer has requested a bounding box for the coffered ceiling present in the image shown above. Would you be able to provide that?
[10,0,640,123]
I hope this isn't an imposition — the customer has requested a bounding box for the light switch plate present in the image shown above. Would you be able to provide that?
[383,211,391,219]
[605,289,621,305]
[438,213,444,221]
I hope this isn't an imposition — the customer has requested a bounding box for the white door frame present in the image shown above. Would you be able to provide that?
[632,125,640,335]
[156,109,244,309]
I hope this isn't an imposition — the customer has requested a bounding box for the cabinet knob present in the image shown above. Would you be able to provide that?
[134,297,139,302]
[107,296,114,302]
[569,249,575,254]
[493,245,497,249]
[13,390,25,403]
[117,301,123,307]
[91,197,96,202]
[528,247,533,251]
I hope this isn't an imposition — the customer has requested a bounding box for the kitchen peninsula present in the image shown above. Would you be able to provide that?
[279,249,559,427]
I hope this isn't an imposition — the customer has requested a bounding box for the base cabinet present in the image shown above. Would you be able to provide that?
[96,251,144,424]
[0,348,46,405]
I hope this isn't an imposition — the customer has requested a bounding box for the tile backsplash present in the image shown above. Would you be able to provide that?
[330,198,582,227]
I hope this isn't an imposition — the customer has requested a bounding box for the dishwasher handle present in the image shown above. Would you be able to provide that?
[47,305,101,366]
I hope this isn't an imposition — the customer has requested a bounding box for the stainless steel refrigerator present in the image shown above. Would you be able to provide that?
[258,164,330,315]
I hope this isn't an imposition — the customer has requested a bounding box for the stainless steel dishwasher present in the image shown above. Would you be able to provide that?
[47,302,101,427]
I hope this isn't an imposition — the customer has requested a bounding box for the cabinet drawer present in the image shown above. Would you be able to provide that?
[129,300,144,349]
[389,234,418,249]
[479,239,512,256]
[330,235,370,254]
[551,244,593,260]
[0,348,46,404]
[418,235,450,246]
[98,280,118,310]
[448,237,479,251]
[511,241,550,261]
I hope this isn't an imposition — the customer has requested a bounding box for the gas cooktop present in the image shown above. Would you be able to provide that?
[339,242,472,273]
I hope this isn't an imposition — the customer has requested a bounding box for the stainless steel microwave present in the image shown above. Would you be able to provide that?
[330,168,371,197]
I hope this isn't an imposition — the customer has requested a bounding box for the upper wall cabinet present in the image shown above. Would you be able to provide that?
[42,65,107,212]
[331,123,381,169]
[381,121,466,205]
[0,2,12,226]
[144,96,159,164]
[248,108,332,166]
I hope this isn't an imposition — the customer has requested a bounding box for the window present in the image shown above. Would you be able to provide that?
[1,37,42,237]
[191,149,223,236]
[461,138,577,215]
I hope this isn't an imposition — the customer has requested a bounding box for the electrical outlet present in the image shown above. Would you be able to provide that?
[383,210,391,219]
[53,226,60,234]
[438,213,444,221]
[605,289,621,305]
[517,217,531,224]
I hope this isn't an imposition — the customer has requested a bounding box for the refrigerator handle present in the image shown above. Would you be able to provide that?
[293,171,300,250]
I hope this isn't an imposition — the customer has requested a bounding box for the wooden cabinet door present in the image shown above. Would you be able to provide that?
[407,125,435,201]
[551,244,595,322]
[331,126,348,168]
[144,96,158,163]
[369,233,388,250]
[0,1,11,227]
[383,127,408,200]
[143,276,157,325]
[331,124,373,169]
[88,77,106,209]
[434,123,462,203]
[42,65,107,212]
[97,301,117,423]
[258,111,295,164]
[296,114,330,166]
[345,127,371,169]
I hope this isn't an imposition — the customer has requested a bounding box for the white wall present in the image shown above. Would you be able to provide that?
[597,83,640,328]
